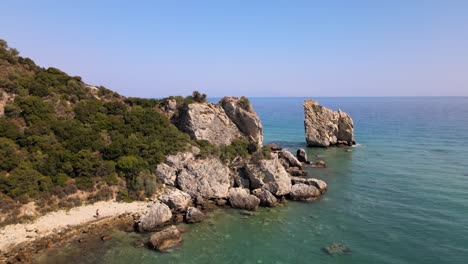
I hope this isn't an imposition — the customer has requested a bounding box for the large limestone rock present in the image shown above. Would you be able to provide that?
[290,177,328,193]
[176,102,243,145]
[279,149,303,169]
[290,183,321,201]
[304,99,355,147]
[160,188,193,211]
[185,207,205,223]
[220,96,263,145]
[252,188,277,207]
[138,202,172,232]
[149,225,182,251]
[228,187,260,211]
[245,154,292,196]
[177,157,231,199]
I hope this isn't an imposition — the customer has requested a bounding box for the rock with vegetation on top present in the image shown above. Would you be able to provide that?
[304,99,355,147]
[149,225,182,252]
[228,187,261,211]
[185,207,205,223]
[245,154,292,196]
[291,177,328,193]
[177,157,231,199]
[290,183,321,201]
[138,202,172,232]
[159,188,192,211]
[220,96,263,146]
[252,188,277,207]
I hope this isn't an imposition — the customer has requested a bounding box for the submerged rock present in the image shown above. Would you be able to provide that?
[138,202,172,232]
[304,99,355,147]
[149,225,182,252]
[252,188,277,207]
[228,187,260,211]
[322,243,352,255]
[245,154,292,196]
[311,160,327,168]
[185,207,205,223]
[289,183,321,201]
[177,157,231,199]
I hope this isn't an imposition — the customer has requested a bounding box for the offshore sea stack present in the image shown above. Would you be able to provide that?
[303,99,355,147]
[176,96,263,146]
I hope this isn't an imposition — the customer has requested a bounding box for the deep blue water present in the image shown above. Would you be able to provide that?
[38,97,468,264]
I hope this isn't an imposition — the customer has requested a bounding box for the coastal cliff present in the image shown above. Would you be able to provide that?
[303,99,355,147]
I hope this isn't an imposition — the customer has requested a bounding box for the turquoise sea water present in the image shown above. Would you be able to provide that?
[38,97,468,264]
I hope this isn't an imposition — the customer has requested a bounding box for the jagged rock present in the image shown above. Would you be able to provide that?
[252,188,277,207]
[185,207,205,223]
[149,225,182,252]
[160,188,192,211]
[290,177,328,193]
[290,183,321,201]
[304,99,355,147]
[296,148,308,163]
[287,167,308,177]
[245,154,292,196]
[265,143,282,151]
[311,160,327,168]
[232,167,251,189]
[138,202,172,232]
[220,96,263,145]
[155,163,178,186]
[279,149,303,169]
[176,102,243,145]
[177,157,231,199]
[228,188,260,211]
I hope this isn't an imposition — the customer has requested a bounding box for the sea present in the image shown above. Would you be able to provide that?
[37,97,468,264]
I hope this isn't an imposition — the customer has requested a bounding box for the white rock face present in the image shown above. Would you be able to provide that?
[304,99,354,147]
[176,157,231,199]
[245,154,292,196]
[138,202,172,232]
[290,183,321,201]
[228,187,260,211]
[159,188,193,211]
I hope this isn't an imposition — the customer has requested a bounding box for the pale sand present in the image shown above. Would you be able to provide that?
[0,200,148,252]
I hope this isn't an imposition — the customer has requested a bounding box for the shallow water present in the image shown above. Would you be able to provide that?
[38,97,468,264]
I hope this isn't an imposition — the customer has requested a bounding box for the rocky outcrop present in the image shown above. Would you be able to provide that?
[279,149,302,169]
[138,202,172,232]
[304,99,355,147]
[149,225,182,251]
[177,157,231,199]
[159,188,192,211]
[252,188,277,207]
[289,183,321,201]
[228,188,260,211]
[185,207,205,223]
[220,97,263,145]
[245,154,292,196]
[290,177,328,193]
[296,148,308,163]
[175,97,263,146]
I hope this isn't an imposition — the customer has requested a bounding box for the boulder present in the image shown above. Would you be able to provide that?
[311,160,327,168]
[185,207,205,223]
[304,99,355,147]
[279,150,303,169]
[245,154,292,196]
[177,157,231,199]
[176,102,243,145]
[296,148,309,163]
[287,167,308,177]
[220,96,263,146]
[252,188,277,207]
[160,188,192,211]
[228,188,260,211]
[265,143,282,151]
[138,202,172,232]
[290,177,328,193]
[290,183,321,201]
[149,225,182,252]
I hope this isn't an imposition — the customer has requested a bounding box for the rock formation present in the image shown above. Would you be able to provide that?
[175,97,263,146]
[149,225,182,251]
[159,188,192,211]
[252,188,277,207]
[228,187,260,211]
[185,207,205,223]
[138,202,172,232]
[303,99,355,147]
[290,183,321,201]
[244,154,292,196]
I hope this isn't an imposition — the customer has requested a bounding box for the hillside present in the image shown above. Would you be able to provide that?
[0,40,246,226]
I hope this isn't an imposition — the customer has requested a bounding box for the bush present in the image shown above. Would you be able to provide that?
[238,96,251,111]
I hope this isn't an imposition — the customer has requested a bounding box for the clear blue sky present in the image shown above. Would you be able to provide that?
[2,0,467,97]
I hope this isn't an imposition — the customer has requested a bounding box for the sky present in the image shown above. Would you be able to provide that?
[1,0,468,97]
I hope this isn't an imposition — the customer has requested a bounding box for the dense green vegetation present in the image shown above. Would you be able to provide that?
[0,40,253,226]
